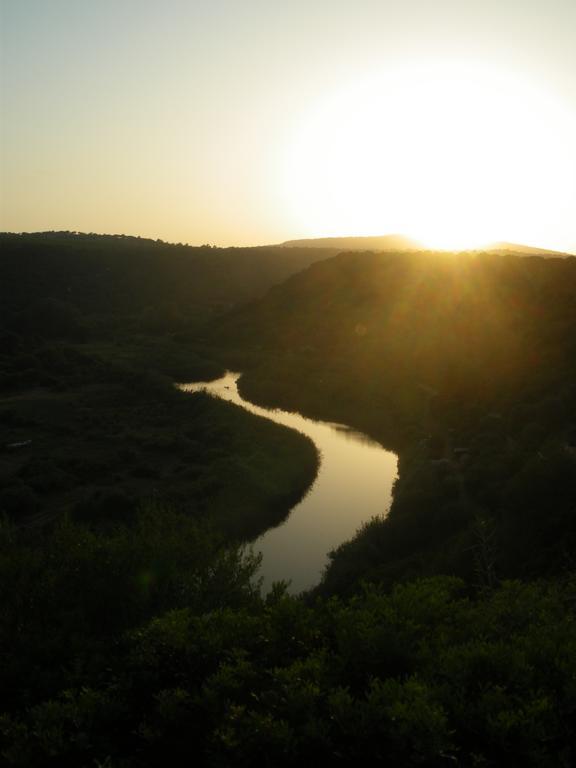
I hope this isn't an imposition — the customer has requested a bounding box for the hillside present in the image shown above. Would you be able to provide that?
[0,231,335,331]
[0,231,322,531]
[213,248,576,588]
[0,231,339,385]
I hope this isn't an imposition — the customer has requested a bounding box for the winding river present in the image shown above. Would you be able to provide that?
[181,372,397,594]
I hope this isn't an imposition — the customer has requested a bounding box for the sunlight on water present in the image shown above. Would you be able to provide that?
[181,372,398,594]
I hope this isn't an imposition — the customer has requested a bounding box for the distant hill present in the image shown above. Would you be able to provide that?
[280,234,572,257]
[487,241,573,257]
[280,234,421,251]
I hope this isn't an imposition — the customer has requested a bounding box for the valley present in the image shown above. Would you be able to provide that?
[1,232,576,766]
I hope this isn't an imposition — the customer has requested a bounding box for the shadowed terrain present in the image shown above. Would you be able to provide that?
[213,249,576,588]
[2,235,576,766]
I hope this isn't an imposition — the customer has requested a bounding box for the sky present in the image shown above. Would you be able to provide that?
[1,0,576,251]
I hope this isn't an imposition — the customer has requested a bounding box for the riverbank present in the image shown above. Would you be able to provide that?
[230,351,576,595]
[232,363,480,594]
[0,366,319,545]
[183,372,397,592]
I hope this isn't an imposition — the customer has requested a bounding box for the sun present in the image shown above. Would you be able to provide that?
[282,62,576,250]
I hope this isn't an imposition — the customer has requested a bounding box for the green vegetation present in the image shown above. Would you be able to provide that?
[0,379,318,539]
[0,231,335,348]
[3,234,576,764]
[2,528,575,766]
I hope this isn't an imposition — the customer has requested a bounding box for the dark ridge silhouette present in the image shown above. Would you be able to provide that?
[0,231,339,329]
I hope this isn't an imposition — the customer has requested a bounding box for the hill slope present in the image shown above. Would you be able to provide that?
[214,248,576,588]
[0,231,321,531]
[0,231,337,328]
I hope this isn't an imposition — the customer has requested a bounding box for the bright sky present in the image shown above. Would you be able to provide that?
[1,0,576,251]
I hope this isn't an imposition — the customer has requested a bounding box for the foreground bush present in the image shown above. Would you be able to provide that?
[1,514,575,768]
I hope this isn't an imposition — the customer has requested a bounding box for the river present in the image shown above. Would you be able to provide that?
[181,372,397,594]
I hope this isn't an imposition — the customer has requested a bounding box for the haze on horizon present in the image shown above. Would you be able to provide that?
[1,0,576,253]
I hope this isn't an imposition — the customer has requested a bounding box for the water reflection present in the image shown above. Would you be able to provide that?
[181,372,397,594]
[330,423,383,446]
